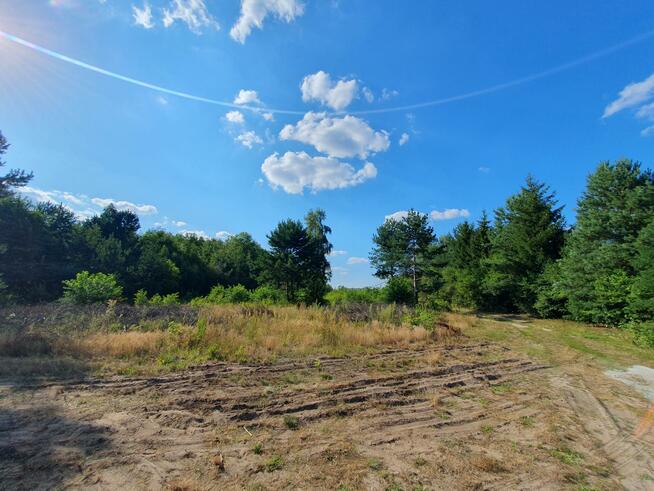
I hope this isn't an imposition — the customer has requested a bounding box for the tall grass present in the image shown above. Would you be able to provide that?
[0,304,457,377]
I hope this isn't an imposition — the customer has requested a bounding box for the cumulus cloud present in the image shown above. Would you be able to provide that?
[230,0,304,43]
[603,72,654,118]
[385,210,408,222]
[163,0,219,34]
[215,231,233,240]
[347,257,369,265]
[236,131,263,148]
[133,2,155,28]
[91,198,158,215]
[280,112,390,159]
[430,208,470,221]
[300,71,358,111]
[399,132,410,146]
[225,110,245,124]
[261,151,377,194]
[234,89,261,105]
[262,112,275,121]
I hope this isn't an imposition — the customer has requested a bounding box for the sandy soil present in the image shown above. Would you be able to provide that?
[1,339,653,490]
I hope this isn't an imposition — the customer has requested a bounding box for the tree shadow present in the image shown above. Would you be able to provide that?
[0,405,112,490]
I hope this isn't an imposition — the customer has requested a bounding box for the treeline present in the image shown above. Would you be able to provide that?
[369,162,654,330]
[0,131,333,305]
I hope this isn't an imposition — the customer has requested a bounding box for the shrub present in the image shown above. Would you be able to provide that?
[223,285,251,304]
[62,271,123,305]
[384,277,414,305]
[630,322,654,348]
[134,289,149,306]
[325,287,385,305]
[149,293,181,305]
[251,285,286,305]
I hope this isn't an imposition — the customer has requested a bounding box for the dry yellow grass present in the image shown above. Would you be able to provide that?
[0,305,448,377]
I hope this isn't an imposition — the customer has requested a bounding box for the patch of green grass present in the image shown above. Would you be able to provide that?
[283,414,300,430]
[320,373,333,380]
[481,424,494,435]
[520,415,535,427]
[252,442,263,455]
[368,457,383,471]
[264,455,284,472]
[552,447,584,466]
[490,382,513,395]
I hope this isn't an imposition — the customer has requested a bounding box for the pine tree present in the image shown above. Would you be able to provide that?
[559,160,654,325]
[484,176,565,313]
[0,131,33,198]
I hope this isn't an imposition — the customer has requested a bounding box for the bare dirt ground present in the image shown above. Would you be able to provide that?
[2,335,654,490]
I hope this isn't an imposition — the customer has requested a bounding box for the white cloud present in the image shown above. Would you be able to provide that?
[362,87,374,103]
[430,208,470,221]
[261,151,377,194]
[478,166,491,173]
[181,229,210,239]
[386,208,470,222]
[642,125,654,137]
[225,110,245,124]
[172,220,187,227]
[381,88,399,100]
[156,95,169,105]
[19,187,158,218]
[300,71,358,111]
[234,89,261,105]
[262,112,275,121]
[385,210,408,222]
[328,250,347,257]
[399,132,410,146]
[133,2,155,29]
[215,231,233,240]
[347,257,368,265]
[280,112,390,159]
[230,0,304,43]
[636,102,654,121]
[163,0,219,34]
[603,72,654,118]
[91,198,158,215]
[236,131,263,148]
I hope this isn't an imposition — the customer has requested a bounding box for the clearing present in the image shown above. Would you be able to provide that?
[1,311,654,490]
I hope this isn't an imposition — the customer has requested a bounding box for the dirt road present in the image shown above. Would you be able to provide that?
[1,338,653,490]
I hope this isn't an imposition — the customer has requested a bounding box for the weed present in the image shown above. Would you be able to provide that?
[481,424,494,435]
[552,447,584,466]
[264,455,284,472]
[414,457,427,467]
[252,442,263,455]
[283,415,300,430]
[490,382,513,394]
[320,373,333,380]
[368,457,383,471]
[520,415,535,427]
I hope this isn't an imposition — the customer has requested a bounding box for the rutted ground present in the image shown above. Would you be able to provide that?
[2,324,654,490]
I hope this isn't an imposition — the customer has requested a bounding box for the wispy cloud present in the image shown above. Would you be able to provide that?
[133,2,155,29]
[347,257,369,265]
[230,0,304,44]
[163,0,219,34]
[261,151,377,194]
[603,72,654,118]
[90,198,158,215]
[328,250,347,257]
[398,132,410,146]
[215,231,233,240]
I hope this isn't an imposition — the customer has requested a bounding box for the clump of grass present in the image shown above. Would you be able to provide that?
[252,442,263,455]
[490,382,513,395]
[368,457,383,471]
[264,455,284,472]
[551,447,584,466]
[520,415,535,427]
[481,424,494,435]
[471,455,506,473]
[283,415,300,430]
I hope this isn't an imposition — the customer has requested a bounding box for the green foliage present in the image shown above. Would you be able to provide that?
[628,218,654,322]
[134,289,149,306]
[325,287,386,305]
[370,210,436,302]
[62,271,123,305]
[630,322,654,348]
[384,276,415,305]
[250,285,287,305]
[560,160,654,325]
[484,176,566,313]
[0,130,33,198]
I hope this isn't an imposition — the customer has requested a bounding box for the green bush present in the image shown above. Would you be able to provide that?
[384,277,414,305]
[325,286,385,305]
[223,285,251,303]
[149,292,181,305]
[134,289,149,306]
[62,271,123,305]
[251,285,286,305]
[630,322,654,348]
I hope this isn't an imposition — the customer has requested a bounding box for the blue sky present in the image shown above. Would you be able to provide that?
[1,1,654,287]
